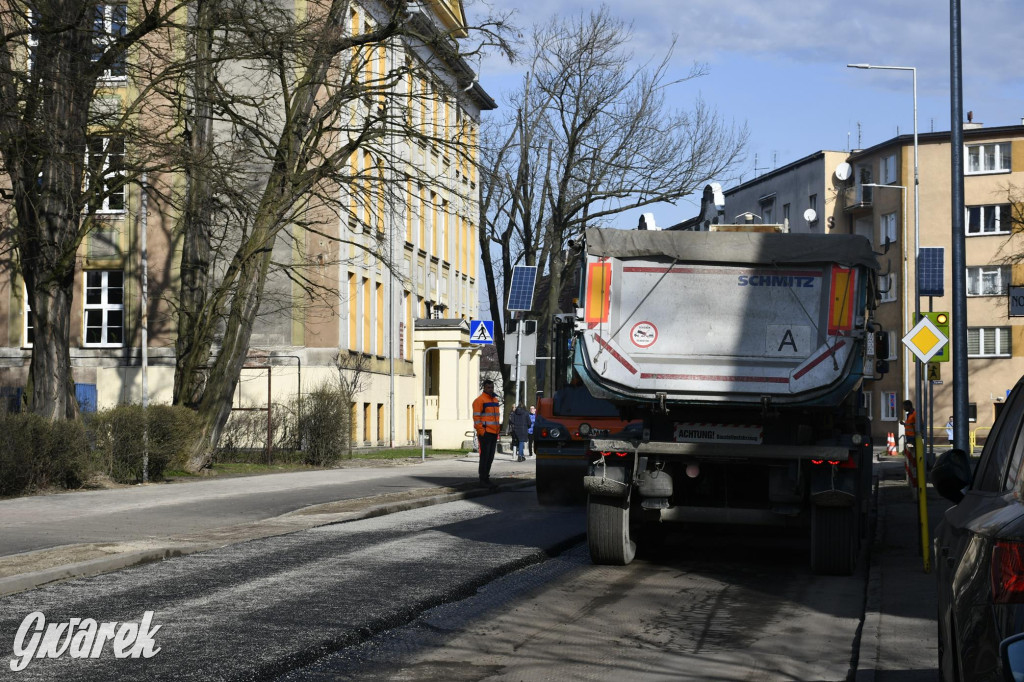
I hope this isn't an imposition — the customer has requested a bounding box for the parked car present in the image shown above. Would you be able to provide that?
[934,375,1024,681]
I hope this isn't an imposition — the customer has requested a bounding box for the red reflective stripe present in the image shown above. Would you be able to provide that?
[593,334,637,374]
[792,340,847,380]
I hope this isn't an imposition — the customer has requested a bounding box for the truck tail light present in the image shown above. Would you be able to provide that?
[991,541,1024,603]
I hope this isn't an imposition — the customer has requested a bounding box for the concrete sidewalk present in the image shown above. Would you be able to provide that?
[857,454,953,681]
[0,450,536,597]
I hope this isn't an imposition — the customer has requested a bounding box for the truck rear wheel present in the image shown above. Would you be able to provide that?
[587,495,636,565]
[810,504,857,575]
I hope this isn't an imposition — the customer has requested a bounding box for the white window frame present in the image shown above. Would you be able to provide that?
[26,12,38,74]
[93,3,127,81]
[966,142,1011,174]
[968,327,1011,358]
[883,333,898,361]
[23,285,33,348]
[967,265,1009,297]
[877,272,897,303]
[86,136,126,214]
[879,212,898,246]
[880,153,898,184]
[83,270,124,347]
[966,204,1013,236]
[881,391,898,421]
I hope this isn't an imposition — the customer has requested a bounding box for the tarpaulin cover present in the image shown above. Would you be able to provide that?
[585,227,879,271]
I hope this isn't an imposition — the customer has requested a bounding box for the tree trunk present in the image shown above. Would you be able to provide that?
[183,220,276,472]
[25,275,79,420]
[173,0,217,408]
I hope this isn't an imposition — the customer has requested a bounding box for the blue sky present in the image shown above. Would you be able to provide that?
[474,0,1024,226]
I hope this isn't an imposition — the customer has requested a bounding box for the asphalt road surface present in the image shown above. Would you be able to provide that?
[0,458,521,557]
[284,517,866,681]
[0,488,867,681]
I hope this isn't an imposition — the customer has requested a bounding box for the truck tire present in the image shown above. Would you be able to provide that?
[810,504,857,575]
[587,494,636,565]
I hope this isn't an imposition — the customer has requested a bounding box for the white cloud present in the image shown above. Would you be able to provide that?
[479,0,1022,95]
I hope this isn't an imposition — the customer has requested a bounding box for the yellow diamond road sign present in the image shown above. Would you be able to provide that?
[902,315,949,363]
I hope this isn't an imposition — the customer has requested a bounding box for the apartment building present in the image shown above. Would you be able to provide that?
[0,1,493,449]
[720,120,1024,445]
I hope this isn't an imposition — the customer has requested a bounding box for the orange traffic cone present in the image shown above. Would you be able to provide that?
[887,432,897,457]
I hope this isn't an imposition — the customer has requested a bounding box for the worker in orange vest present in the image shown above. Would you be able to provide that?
[900,400,917,441]
[473,379,502,487]
[900,400,917,480]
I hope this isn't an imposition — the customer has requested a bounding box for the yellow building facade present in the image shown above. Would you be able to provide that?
[0,0,493,449]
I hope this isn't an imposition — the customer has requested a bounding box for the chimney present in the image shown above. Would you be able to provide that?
[964,110,983,130]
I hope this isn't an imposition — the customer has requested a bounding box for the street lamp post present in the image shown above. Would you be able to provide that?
[848,63,922,444]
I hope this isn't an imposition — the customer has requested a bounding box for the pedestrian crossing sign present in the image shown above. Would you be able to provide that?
[469,320,494,344]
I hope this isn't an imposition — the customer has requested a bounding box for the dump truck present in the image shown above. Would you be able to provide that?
[534,315,641,506]
[574,220,884,574]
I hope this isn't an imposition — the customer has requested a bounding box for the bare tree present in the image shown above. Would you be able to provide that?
[168,0,513,470]
[0,0,189,419]
[479,7,747,393]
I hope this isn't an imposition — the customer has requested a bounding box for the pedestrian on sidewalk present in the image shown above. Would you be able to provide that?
[510,403,531,462]
[900,400,917,444]
[473,380,501,486]
[527,405,536,457]
[900,400,918,483]
[945,416,954,446]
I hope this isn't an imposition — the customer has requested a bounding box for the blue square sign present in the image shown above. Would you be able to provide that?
[469,320,494,344]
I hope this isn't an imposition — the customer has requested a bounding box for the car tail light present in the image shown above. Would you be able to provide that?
[991,540,1024,603]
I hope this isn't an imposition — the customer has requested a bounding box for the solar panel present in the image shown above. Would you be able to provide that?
[506,265,538,311]
[918,247,944,297]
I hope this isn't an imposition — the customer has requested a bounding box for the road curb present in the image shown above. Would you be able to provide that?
[0,479,536,597]
[855,473,886,682]
[0,546,191,598]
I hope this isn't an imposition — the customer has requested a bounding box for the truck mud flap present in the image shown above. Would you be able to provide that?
[584,465,630,499]
[810,463,858,507]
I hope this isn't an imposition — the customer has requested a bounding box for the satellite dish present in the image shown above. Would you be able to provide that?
[835,162,852,181]
[803,208,818,223]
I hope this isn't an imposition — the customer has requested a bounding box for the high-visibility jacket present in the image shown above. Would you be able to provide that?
[904,411,916,438]
[473,392,501,435]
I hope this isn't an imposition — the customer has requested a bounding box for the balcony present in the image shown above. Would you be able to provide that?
[842,185,874,214]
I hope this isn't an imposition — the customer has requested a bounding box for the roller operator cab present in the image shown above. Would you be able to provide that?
[574,221,884,575]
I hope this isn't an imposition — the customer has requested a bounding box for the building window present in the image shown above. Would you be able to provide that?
[880,153,898,184]
[759,195,775,224]
[83,270,124,347]
[878,332,898,361]
[966,204,1013,235]
[93,4,127,80]
[877,272,897,303]
[879,212,898,246]
[967,327,1011,357]
[86,136,125,213]
[862,391,873,420]
[967,265,1009,296]
[881,391,898,421]
[23,286,33,348]
[967,142,1011,174]
[782,203,790,225]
